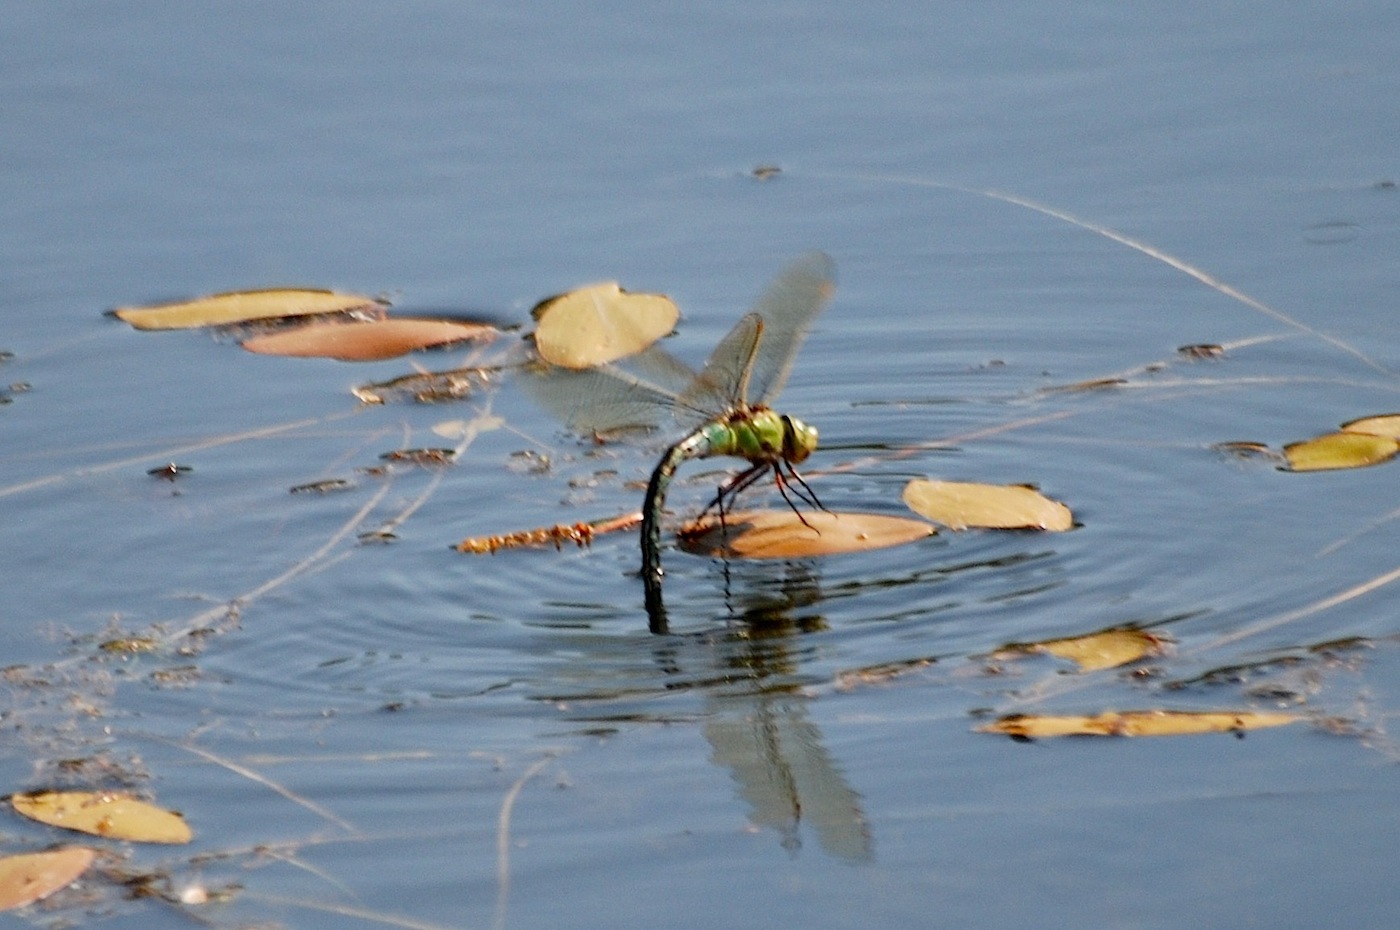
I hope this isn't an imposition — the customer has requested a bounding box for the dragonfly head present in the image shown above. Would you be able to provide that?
[780,414,818,464]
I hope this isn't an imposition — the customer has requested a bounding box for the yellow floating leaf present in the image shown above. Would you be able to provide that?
[12,791,193,844]
[110,288,384,331]
[0,847,96,911]
[1282,431,1400,472]
[241,318,496,361]
[677,509,934,560]
[1340,413,1400,439]
[977,709,1299,739]
[532,282,679,369]
[1004,628,1166,672]
[901,479,1073,531]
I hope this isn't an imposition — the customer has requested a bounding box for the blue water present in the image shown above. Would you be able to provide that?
[5,3,1400,928]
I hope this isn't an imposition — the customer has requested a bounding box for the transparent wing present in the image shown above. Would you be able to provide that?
[742,251,836,405]
[520,361,678,436]
[677,313,763,418]
[520,342,710,437]
[522,252,835,437]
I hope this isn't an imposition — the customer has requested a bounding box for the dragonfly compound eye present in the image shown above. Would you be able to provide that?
[782,415,818,464]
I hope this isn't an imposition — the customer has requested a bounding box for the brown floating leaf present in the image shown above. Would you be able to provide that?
[1282,431,1400,472]
[532,282,679,369]
[0,847,96,911]
[241,318,495,361]
[11,791,193,844]
[1341,413,1400,439]
[977,709,1299,739]
[902,479,1073,531]
[1002,628,1166,672]
[677,510,934,560]
[110,288,384,331]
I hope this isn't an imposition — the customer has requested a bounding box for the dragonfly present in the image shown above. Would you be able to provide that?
[524,252,837,624]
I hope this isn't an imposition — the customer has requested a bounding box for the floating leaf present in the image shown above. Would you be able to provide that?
[1341,413,1400,439]
[110,288,384,331]
[1001,629,1166,672]
[12,791,193,844]
[0,847,96,911]
[241,318,496,361]
[677,510,934,560]
[532,282,679,369]
[1282,432,1400,472]
[901,479,1073,531]
[977,709,1299,739]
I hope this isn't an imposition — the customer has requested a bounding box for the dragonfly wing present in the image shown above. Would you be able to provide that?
[521,359,682,436]
[678,312,763,416]
[743,251,836,405]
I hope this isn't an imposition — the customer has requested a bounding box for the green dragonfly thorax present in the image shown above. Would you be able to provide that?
[693,407,818,466]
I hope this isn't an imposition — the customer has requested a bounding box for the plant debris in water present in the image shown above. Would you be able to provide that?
[289,478,353,494]
[378,448,457,467]
[977,709,1299,740]
[353,365,499,404]
[147,463,193,480]
[456,512,639,553]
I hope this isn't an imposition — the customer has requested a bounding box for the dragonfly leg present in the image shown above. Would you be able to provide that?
[771,463,825,532]
[696,461,770,527]
[781,460,829,514]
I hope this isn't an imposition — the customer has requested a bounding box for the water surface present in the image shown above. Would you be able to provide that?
[4,3,1400,928]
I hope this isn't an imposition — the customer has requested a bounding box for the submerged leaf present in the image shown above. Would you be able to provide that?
[379,448,457,466]
[1177,343,1224,359]
[901,479,1073,531]
[353,365,497,405]
[110,288,384,331]
[977,709,1299,739]
[12,791,193,844]
[242,317,495,361]
[0,847,96,911]
[1340,413,1400,439]
[1001,628,1166,672]
[532,282,679,369]
[1212,440,1281,463]
[1282,432,1400,472]
[678,510,934,560]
